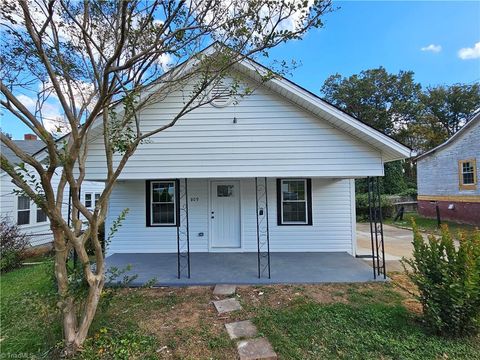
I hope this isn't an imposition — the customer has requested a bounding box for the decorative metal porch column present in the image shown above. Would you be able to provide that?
[255,177,271,278]
[367,176,386,279]
[177,178,190,278]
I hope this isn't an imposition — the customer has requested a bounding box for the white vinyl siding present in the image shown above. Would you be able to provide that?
[1,169,105,246]
[83,75,384,180]
[105,178,355,256]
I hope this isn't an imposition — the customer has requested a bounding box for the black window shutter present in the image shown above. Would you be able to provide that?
[306,178,313,225]
[175,179,180,227]
[145,180,151,227]
[276,179,282,225]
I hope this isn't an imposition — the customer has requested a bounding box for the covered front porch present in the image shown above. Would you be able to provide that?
[106,252,378,286]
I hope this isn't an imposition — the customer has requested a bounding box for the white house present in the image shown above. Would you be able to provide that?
[0,135,104,246]
[80,54,413,282]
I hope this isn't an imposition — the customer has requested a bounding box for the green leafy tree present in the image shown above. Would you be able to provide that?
[321,67,422,138]
[322,67,422,193]
[419,83,480,144]
[0,0,333,354]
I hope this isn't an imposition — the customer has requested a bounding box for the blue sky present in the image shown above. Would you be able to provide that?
[268,1,480,92]
[2,1,479,139]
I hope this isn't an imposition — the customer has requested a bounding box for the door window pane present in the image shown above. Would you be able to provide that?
[217,185,233,197]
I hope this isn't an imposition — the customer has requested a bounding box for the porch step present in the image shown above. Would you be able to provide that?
[237,338,277,360]
[213,298,242,314]
[213,284,236,296]
[225,320,258,339]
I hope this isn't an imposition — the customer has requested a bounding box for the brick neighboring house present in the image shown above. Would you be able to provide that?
[416,111,480,226]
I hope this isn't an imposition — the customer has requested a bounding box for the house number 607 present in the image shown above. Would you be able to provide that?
[190,197,199,202]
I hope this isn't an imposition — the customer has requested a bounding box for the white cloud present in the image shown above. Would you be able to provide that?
[421,44,442,53]
[458,41,480,60]
[14,93,69,135]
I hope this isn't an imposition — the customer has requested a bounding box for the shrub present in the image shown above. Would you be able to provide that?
[403,221,480,336]
[398,187,418,198]
[0,218,29,272]
[355,193,394,221]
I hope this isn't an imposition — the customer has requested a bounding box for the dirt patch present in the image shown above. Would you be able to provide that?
[121,286,238,359]
[110,281,422,358]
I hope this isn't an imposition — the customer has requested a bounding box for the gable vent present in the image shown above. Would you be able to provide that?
[210,82,233,108]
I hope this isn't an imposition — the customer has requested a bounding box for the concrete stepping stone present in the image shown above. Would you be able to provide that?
[237,338,277,360]
[225,320,258,339]
[213,284,236,296]
[213,298,242,314]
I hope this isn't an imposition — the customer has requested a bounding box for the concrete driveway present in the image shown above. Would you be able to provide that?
[356,223,414,272]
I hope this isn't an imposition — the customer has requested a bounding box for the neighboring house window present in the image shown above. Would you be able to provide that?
[85,192,101,208]
[276,179,313,225]
[146,180,178,226]
[458,159,477,190]
[85,193,92,208]
[17,196,30,225]
[36,208,47,223]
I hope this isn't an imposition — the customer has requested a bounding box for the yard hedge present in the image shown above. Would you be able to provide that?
[403,222,480,336]
[355,193,394,221]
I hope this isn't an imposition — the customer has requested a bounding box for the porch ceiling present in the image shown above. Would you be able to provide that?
[105,252,380,286]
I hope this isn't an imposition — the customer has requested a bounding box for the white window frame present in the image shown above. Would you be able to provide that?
[458,159,477,190]
[85,192,101,209]
[150,181,176,226]
[280,179,308,225]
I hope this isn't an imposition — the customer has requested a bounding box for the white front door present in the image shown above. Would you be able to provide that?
[210,181,241,249]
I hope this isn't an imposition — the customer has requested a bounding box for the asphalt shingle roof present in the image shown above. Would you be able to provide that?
[1,140,46,165]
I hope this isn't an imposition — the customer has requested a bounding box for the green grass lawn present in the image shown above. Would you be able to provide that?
[252,287,480,360]
[1,263,479,359]
[384,212,477,235]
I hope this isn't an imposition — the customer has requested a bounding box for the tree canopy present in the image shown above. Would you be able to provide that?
[322,67,480,193]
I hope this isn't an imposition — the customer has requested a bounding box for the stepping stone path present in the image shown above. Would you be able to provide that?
[213,298,242,314]
[225,320,258,340]
[212,285,277,360]
[213,284,236,296]
[237,338,277,360]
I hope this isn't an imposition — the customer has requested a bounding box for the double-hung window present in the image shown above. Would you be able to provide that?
[85,192,101,209]
[36,208,47,222]
[17,195,30,225]
[277,179,312,225]
[146,180,178,226]
[458,159,477,190]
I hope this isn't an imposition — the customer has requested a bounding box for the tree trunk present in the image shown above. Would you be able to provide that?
[52,228,77,352]
[53,227,105,354]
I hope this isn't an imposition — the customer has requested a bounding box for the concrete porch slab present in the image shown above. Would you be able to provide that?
[105,252,379,287]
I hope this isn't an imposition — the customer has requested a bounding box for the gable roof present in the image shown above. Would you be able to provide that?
[1,139,45,164]
[231,57,414,162]
[28,44,414,163]
[415,111,480,161]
